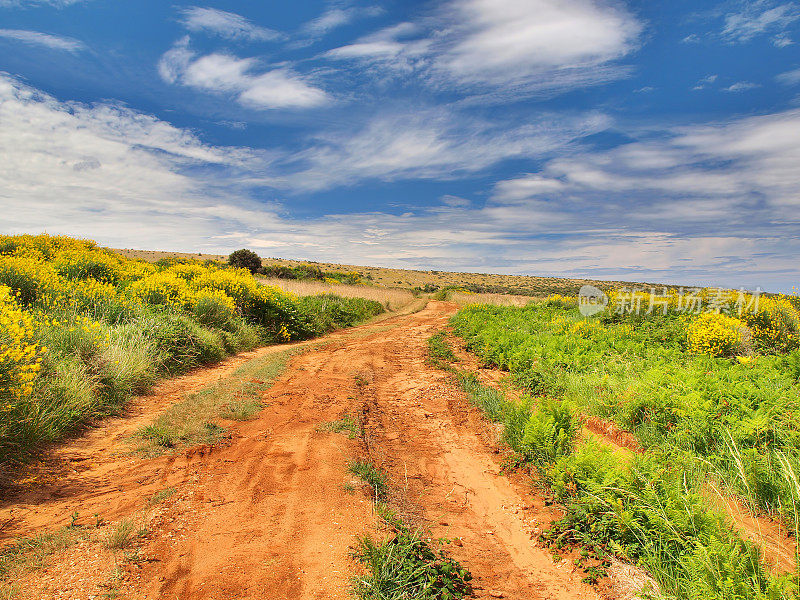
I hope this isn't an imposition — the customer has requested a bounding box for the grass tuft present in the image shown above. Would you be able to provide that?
[0,527,81,582]
[427,332,459,368]
[319,414,362,439]
[105,518,146,551]
[349,459,389,501]
[351,523,473,600]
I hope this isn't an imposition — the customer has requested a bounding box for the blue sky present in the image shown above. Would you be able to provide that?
[1,0,799,291]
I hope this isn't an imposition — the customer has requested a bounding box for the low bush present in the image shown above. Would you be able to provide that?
[227,248,262,274]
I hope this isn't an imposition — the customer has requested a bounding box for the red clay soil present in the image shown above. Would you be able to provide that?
[0,301,602,600]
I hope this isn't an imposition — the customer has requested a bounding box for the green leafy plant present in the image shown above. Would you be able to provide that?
[349,459,389,500]
[351,525,472,600]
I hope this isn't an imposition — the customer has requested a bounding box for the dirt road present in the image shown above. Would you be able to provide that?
[1,301,599,600]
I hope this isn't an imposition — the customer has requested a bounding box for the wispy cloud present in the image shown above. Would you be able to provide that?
[0,28,84,52]
[159,38,328,109]
[723,81,760,92]
[326,0,642,100]
[692,74,718,90]
[777,67,800,85]
[721,1,799,44]
[0,0,84,6]
[302,6,359,37]
[178,6,283,42]
[261,108,611,191]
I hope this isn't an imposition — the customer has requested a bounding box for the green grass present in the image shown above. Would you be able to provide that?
[348,463,472,600]
[351,524,473,600]
[136,348,297,454]
[349,459,389,501]
[147,487,177,505]
[319,413,362,439]
[0,526,83,583]
[105,518,147,551]
[427,332,459,368]
[447,301,800,598]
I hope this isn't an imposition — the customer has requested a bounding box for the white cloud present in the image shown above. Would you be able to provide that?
[777,67,800,85]
[179,6,283,42]
[238,70,330,109]
[263,109,611,191]
[493,175,565,202]
[692,74,718,90]
[0,0,84,6]
[723,81,760,92]
[432,0,641,86]
[721,1,799,43]
[772,32,794,46]
[325,22,430,71]
[496,109,800,213]
[0,28,84,52]
[327,0,642,97]
[158,40,329,110]
[290,3,384,48]
[303,7,355,36]
[0,74,278,251]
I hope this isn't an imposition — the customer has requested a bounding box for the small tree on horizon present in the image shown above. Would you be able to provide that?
[228,248,262,274]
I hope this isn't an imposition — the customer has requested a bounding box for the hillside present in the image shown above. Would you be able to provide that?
[112,248,648,297]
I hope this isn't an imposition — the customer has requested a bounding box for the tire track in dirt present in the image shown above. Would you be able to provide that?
[3,301,600,599]
[360,312,599,600]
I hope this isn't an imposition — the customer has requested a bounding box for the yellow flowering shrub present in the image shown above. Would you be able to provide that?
[544,294,578,308]
[0,254,64,308]
[191,288,237,328]
[0,286,42,409]
[0,233,96,259]
[192,268,257,307]
[169,263,206,281]
[64,278,119,314]
[686,313,748,357]
[740,296,800,353]
[53,248,124,284]
[118,259,157,283]
[128,271,193,310]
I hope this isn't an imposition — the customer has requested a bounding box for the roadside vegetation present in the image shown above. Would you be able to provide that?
[0,234,383,466]
[438,288,800,598]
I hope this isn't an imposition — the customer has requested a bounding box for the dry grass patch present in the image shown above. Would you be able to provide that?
[449,292,535,307]
[258,278,414,311]
[136,347,298,454]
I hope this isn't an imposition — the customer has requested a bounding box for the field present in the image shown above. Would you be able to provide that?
[113,247,650,297]
[448,290,800,598]
[0,234,384,467]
